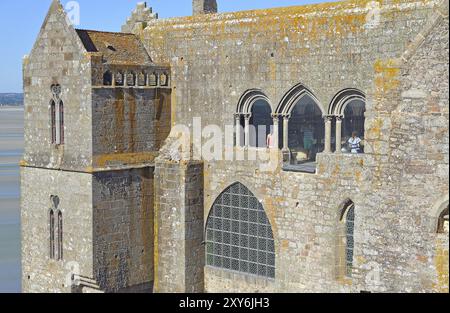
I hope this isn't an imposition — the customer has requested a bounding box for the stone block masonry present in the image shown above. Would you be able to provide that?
[21,0,448,293]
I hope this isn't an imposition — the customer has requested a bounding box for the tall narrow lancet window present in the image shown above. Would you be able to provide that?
[49,196,62,261]
[50,84,64,145]
[59,101,64,145]
[50,101,56,144]
[49,209,55,260]
[57,211,63,261]
[339,200,355,278]
[206,182,275,278]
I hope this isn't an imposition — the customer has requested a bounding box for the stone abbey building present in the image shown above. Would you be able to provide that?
[21,0,448,293]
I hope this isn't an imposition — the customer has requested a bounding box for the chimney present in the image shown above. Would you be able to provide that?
[193,0,217,16]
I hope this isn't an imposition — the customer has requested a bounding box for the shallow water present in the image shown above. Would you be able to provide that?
[0,106,23,293]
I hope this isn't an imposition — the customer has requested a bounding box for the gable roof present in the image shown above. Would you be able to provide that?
[75,29,153,66]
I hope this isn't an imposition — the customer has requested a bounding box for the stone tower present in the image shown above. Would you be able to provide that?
[21,0,171,293]
[193,0,218,15]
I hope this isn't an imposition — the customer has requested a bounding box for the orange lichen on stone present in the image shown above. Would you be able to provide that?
[374,59,401,94]
[93,152,157,168]
[433,239,449,293]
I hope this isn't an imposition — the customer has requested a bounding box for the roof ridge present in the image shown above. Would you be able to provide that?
[75,28,135,36]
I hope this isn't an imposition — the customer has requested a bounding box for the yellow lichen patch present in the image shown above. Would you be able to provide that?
[264,196,278,235]
[367,117,383,139]
[433,239,449,293]
[374,59,401,95]
[19,160,28,167]
[355,170,362,182]
[93,152,157,168]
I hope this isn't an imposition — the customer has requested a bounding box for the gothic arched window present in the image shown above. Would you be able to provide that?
[249,100,273,148]
[50,100,56,144]
[339,200,355,278]
[206,182,275,278]
[57,211,63,261]
[50,85,64,145]
[59,101,64,145]
[49,209,55,259]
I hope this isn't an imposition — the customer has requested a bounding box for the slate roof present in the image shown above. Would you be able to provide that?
[76,29,153,66]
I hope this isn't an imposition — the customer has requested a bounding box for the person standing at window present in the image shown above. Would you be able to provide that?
[348,131,362,154]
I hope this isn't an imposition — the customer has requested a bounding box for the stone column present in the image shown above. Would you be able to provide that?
[154,160,205,293]
[271,114,279,149]
[324,116,333,153]
[235,114,242,147]
[282,114,290,151]
[244,114,251,148]
[112,72,116,87]
[336,116,343,153]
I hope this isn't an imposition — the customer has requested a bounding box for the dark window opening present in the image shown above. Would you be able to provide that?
[49,210,55,259]
[342,100,366,154]
[288,95,324,164]
[103,71,112,86]
[249,100,273,148]
[57,211,63,261]
[50,101,56,144]
[59,101,64,145]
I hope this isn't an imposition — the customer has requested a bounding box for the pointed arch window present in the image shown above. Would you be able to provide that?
[206,182,275,278]
[57,211,63,261]
[49,209,55,259]
[50,84,64,145]
[344,204,355,277]
[50,100,56,144]
[49,196,63,261]
[337,199,356,279]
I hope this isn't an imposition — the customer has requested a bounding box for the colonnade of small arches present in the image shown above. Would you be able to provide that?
[234,84,367,166]
[102,70,170,88]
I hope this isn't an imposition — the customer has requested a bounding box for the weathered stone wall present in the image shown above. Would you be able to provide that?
[143,0,439,128]
[22,1,92,172]
[141,0,449,293]
[92,88,157,166]
[91,85,171,170]
[21,167,93,293]
[92,168,154,293]
[154,159,204,293]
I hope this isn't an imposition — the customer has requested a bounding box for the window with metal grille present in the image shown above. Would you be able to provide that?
[206,182,275,279]
[345,204,355,277]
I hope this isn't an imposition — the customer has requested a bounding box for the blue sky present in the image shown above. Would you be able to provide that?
[0,0,338,93]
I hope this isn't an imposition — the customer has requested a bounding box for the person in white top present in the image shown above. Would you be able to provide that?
[267,129,275,148]
[348,131,362,154]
